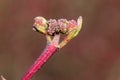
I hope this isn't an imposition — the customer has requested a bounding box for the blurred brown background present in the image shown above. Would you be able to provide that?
[0,0,120,80]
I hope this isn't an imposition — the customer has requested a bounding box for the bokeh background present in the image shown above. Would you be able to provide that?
[0,0,120,80]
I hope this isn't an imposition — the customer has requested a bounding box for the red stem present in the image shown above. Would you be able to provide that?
[21,45,57,80]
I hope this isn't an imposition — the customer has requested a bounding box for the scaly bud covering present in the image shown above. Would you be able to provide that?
[33,16,48,34]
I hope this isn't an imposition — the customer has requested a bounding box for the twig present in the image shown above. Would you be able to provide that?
[21,34,60,80]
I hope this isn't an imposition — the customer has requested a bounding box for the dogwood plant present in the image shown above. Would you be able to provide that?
[22,16,82,80]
